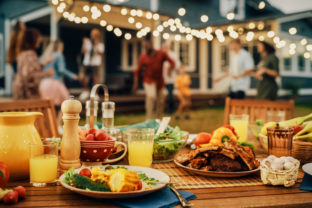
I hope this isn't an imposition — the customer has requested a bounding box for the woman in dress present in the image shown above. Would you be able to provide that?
[40,40,79,126]
[13,28,54,100]
[255,41,279,100]
[175,65,191,120]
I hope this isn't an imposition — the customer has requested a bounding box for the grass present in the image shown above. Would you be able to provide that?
[114,105,312,134]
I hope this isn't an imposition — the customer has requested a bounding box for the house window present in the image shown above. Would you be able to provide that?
[298,55,305,72]
[121,38,143,71]
[283,57,292,71]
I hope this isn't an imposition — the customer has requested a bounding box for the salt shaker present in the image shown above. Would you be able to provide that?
[60,96,82,173]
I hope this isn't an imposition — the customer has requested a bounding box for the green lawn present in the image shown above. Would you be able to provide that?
[115,105,312,134]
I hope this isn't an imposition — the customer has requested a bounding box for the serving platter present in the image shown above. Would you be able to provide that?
[174,160,260,178]
[59,165,170,199]
[302,163,312,176]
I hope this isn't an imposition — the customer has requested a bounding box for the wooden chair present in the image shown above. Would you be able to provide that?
[0,99,59,138]
[224,97,294,124]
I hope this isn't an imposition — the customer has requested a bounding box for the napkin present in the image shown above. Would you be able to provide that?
[111,187,196,208]
[300,173,312,191]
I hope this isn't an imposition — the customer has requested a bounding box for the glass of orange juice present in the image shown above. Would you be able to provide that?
[29,142,58,187]
[230,114,249,142]
[125,128,154,167]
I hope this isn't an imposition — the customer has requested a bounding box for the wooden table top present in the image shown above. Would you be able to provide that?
[4,173,312,208]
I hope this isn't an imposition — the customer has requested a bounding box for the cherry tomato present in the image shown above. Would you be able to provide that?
[137,181,143,190]
[0,162,10,188]
[79,168,91,178]
[193,132,211,147]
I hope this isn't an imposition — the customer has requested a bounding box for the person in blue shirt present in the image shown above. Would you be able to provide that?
[40,40,78,127]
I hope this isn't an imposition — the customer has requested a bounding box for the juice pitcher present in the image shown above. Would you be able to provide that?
[0,112,43,180]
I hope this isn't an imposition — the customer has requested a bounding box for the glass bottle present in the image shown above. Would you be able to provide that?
[85,100,98,129]
[102,101,115,130]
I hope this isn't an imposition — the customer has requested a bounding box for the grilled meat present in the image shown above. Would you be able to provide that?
[190,156,208,169]
[210,154,242,172]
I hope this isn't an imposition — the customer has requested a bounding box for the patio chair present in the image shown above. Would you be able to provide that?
[224,97,294,124]
[0,99,59,138]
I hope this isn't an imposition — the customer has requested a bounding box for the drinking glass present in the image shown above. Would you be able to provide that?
[229,114,249,142]
[29,142,58,187]
[267,126,294,157]
[125,128,154,167]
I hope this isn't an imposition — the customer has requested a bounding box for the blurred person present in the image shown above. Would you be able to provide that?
[7,21,26,73]
[80,28,104,101]
[162,42,180,114]
[255,41,279,100]
[13,28,54,100]
[133,40,175,120]
[214,39,254,99]
[39,40,79,127]
[175,65,191,120]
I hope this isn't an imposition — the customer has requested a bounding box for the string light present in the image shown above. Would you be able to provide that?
[186,34,193,41]
[246,31,254,41]
[103,4,111,12]
[74,17,81,24]
[120,8,127,15]
[288,27,297,35]
[100,20,107,27]
[306,44,312,51]
[175,18,181,24]
[157,25,164,32]
[152,30,159,37]
[175,34,181,41]
[68,13,75,21]
[163,21,169,27]
[136,9,143,17]
[238,27,244,34]
[124,33,132,40]
[91,6,97,13]
[163,33,169,40]
[289,48,296,55]
[83,5,90,12]
[226,12,235,20]
[248,22,256,29]
[267,31,275,38]
[106,25,113,31]
[227,26,234,32]
[258,1,266,9]
[128,17,135,24]
[207,34,213,41]
[258,35,265,41]
[168,19,174,25]
[186,27,192,33]
[130,9,137,16]
[200,15,209,23]
[304,52,311,59]
[289,43,296,49]
[146,12,153,19]
[114,28,122,37]
[63,11,69,18]
[301,38,308,45]
[206,27,212,33]
[170,25,176,32]
[135,22,142,29]
[152,13,159,20]
[257,22,264,30]
[178,7,186,16]
[273,36,280,44]
[81,16,88,24]
[52,0,58,5]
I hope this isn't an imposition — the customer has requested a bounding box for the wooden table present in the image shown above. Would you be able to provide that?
[5,174,312,208]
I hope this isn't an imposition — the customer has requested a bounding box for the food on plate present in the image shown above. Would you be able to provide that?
[64,166,158,193]
[193,133,211,147]
[260,113,312,136]
[79,168,92,178]
[209,127,237,146]
[0,162,10,188]
[153,127,186,161]
[175,140,259,172]
[0,185,26,205]
[79,128,112,141]
[260,155,300,187]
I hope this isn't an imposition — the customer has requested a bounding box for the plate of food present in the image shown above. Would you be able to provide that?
[174,126,260,177]
[59,165,170,199]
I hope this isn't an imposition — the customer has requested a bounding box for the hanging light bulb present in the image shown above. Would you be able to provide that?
[175,34,181,41]
[83,5,90,12]
[81,16,88,24]
[257,22,265,30]
[163,21,169,27]
[120,8,127,15]
[289,48,296,55]
[74,17,81,24]
[152,30,160,37]
[186,34,193,41]
[178,7,186,16]
[288,27,297,35]
[128,17,135,24]
[91,6,97,13]
[124,33,132,40]
[106,25,113,31]
[248,22,256,29]
[301,38,307,45]
[153,13,159,20]
[200,15,209,23]
[238,27,244,34]
[258,1,266,10]
[163,33,169,40]
[168,19,174,25]
[304,52,311,59]
[226,12,235,20]
[227,26,234,32]
[273,36,280,44]
[246,31,254,41]
[186,27,192,33]
[68,13,75,21]
[267,31,275,38]
[100,20,107,27]
[146,12,153,19]
[157,25,164,32]
[258,35,265,41]
[135,22,142,29]
[114,28,122,37]
[130,9,137,16]
[63,11,69,18]
[103,4,111,12]
[170,25,177,32]
[52,0,59,5]
[306,44,312,51]
[136,9,143,17]
[206,27,212,33]
[207,34,213,41]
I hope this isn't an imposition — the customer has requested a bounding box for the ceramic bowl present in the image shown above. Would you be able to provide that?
[80,140,127,163]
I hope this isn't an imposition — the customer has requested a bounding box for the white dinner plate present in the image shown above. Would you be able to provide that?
[59,165,170,199]
[302,163,312,176]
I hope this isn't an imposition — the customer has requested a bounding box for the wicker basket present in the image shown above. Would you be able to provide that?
[260,158,300,187]
[259,134,312,164]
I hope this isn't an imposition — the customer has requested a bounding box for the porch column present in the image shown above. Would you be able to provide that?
[50,8,58,41]
[199,39,208,92]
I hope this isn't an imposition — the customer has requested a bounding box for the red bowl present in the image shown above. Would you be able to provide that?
[80,140,115,162]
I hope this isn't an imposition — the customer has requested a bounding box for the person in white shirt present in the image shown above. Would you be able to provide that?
[162,42,180,113]
[80,28,104,100]
[214,39,254,99]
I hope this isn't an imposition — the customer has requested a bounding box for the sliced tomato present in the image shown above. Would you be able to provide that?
[193,132,211,146]
[79,168,92,178]
[137,181,143,190]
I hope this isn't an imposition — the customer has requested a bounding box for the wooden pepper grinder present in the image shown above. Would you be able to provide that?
[60,96,82,173]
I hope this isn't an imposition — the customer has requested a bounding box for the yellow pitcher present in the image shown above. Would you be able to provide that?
[0,112,43,180]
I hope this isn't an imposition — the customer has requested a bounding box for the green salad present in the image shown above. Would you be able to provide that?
[153,127,185,161]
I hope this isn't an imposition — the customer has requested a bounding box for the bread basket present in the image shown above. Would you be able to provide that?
[259,134,312,163]
[260,157,300,187]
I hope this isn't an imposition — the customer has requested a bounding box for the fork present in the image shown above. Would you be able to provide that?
[168,184,193,207]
